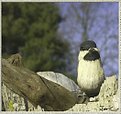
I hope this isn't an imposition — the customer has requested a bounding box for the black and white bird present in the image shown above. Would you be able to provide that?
[77,40,105,97]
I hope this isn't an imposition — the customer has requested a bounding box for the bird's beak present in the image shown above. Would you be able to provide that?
[94,48,99,52]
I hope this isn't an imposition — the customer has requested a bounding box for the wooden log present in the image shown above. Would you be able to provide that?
[2,58,77,111]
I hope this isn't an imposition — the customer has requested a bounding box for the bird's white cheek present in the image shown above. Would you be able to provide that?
[78,51,89,61]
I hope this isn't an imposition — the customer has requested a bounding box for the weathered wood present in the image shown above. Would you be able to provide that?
[2,58,77,111]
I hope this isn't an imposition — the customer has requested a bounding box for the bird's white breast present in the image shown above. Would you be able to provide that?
[77,51,104,91]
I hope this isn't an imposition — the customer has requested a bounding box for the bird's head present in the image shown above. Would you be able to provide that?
[78,40,100,61]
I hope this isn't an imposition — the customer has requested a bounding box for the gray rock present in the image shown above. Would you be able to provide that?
[67,75,119,112]
[37,71,88,105]
[98,75,118,111]
[37,71,80,92]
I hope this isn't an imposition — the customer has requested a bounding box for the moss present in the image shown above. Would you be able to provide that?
[8,100,14,111]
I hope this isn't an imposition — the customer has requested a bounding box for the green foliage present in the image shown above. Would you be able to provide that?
[2,2,72,73]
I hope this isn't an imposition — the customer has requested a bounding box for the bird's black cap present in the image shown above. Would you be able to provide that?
[80,40,97,51]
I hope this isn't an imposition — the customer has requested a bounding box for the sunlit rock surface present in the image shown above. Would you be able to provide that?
[67,75,119,112]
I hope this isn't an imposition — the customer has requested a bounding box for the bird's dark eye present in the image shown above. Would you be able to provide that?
[80,46,86,51]
[84,50,100,61]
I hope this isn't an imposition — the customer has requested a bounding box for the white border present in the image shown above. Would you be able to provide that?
[117,1,121,114]
[1,0,120,2]
[0,1,2,112]
[0,1,120,114]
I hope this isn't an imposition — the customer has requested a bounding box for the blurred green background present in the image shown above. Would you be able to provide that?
[2,3,74,80]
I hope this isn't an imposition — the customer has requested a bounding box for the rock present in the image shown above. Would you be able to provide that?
[37,71,88,108]
[7,53,22,67]
[37,71,80,92]
[67,75,119,112]
[2,83,43,111]
[112,90,119,111]
[98,75,118,110]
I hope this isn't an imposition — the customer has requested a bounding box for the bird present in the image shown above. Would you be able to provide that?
[77,40,105,97]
